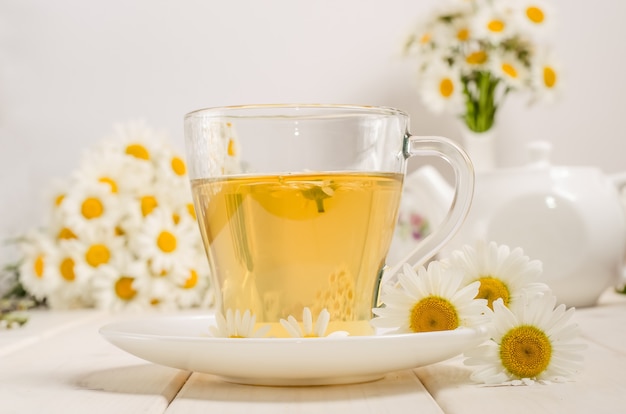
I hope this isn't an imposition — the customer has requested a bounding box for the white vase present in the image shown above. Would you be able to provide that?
[459,126,497,173]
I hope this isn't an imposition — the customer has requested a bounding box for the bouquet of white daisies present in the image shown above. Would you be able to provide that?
[404,0,561,133]
[16,122,212,311]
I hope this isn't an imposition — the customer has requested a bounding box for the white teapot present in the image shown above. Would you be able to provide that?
[406,141,626,307]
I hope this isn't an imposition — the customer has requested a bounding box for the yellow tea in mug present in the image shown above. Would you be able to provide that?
[192,172,403,336]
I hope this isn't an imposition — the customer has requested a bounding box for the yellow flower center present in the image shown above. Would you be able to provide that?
[98,177,118,193]
[487,19,505,33]
[34,255,45,278]
[187,203,196,220]
[125,143,150,160]
[526,6,545,24]
[59,258,75,281]
[182,269,198,289]
[476,276,510,309]
[81,197,104,219]
[141,195,158,217]
[229,335,245,339]
[439,78,455,97]
[466,50,488,65]
[543,66,557,88]
[502,63,518,79]
[115,276,137,300]
[420,32,431,45]
[227,138,237,156]
[171,156,187,176]
[85,244,111,267]
[457,28,469,41]
[57,227,77,240]
[55,194,65,207]
[157,231,177,253]
[500,325,552,378]
[409,296,459,333]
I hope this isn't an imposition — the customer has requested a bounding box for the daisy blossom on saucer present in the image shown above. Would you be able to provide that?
[210,309,270,339]
[446,241,548,310]
[464,292,585,385]
[280,307,349,338]
[371,262,490,334]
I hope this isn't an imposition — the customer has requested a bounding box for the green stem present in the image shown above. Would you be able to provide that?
[462,71,503,133]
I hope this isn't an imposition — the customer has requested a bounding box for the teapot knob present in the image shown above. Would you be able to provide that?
[527,140,552,168]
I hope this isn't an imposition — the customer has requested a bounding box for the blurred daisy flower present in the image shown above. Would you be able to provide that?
[419,60,465,114]
[280,307,349,338]
[445,241,548,310]
[404,0,562,133]
[464,292,585,385]
[15,121,213,311]
[371,262,490,334]
[209,309,270,338]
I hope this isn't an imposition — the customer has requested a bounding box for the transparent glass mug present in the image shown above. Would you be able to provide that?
[184,104,474,336]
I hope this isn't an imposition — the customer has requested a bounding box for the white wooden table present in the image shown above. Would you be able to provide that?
[1,289,625,414]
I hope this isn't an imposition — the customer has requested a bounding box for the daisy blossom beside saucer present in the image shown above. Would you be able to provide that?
[464,292,585,385]
[445,241,548,310]
[371,262,490,334]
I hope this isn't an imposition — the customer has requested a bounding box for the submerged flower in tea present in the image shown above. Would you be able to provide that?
[445,241,548,310]
[210,309,270,339]
[280,307,349,338]
[371,262,490,333]
[464,292,585,384]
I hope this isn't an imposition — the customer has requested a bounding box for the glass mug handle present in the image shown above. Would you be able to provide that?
[381,135,475,283]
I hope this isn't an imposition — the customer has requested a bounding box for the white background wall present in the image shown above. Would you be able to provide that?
[1,0,626,265]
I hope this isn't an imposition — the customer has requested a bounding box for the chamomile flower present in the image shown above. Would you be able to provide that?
[43,239,89,309]
[209,309,271,338]
[472,5,514,43]
[510,0,556,40]
[446,241,548,310]
[75,149,149,195]
[58,180,122,235]
[73,226,125,282]
[530,52,563,103]
[173,254,211,308]
[464,292,585,384]
[490,52,530,90]
[419,60,465,114]
[462,45,491,72]
[154,147,190,189]
[90,253,151,312]
[17,230,61,301]
[371,262,490,334]
[132,207,196,275]
[101,121,167,162]
[280,307,349,338]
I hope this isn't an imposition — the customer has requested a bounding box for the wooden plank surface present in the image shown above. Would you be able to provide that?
[166,370,443,414]
[0,311,189,414]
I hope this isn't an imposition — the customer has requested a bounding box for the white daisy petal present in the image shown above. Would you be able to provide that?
[464,291,584,384]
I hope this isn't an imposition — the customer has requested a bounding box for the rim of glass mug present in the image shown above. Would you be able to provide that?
[184,104,475,285]
[184,103,408,120]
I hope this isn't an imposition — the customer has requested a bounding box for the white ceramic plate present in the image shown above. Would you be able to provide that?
[100,315,487,386]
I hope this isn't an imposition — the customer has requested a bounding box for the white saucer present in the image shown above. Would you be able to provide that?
[99,314,487,386]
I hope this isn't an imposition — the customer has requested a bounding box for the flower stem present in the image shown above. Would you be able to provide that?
[462,71,502,133]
